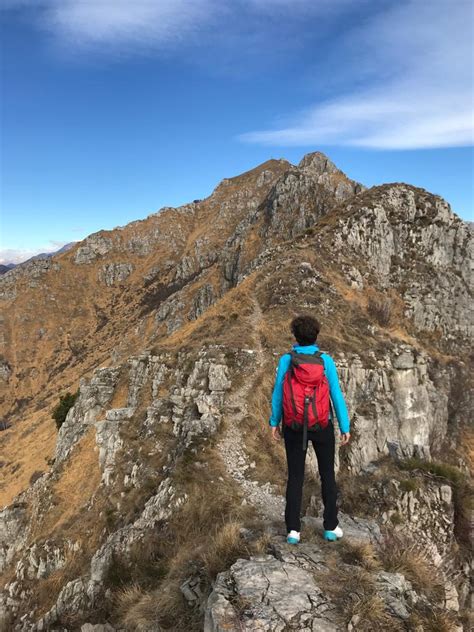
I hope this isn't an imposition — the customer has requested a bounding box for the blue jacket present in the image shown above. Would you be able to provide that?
[268,343,350,434]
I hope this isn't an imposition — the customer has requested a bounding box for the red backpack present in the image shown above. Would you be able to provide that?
[282,350,332,450]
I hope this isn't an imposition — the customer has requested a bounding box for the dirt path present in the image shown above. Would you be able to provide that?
[217,296,286,526]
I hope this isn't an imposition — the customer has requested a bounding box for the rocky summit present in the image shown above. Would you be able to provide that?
[0,152,472,631]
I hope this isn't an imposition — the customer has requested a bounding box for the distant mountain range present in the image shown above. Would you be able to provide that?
[0,242,77,275]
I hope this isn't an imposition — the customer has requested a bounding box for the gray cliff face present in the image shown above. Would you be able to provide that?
[98,263,134,287]
[336,346,451,470]
[55,367,120,463]
[331,184,473,340]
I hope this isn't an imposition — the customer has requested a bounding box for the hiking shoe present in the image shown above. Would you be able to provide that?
[323,525,343,541]
[287,530,300,544]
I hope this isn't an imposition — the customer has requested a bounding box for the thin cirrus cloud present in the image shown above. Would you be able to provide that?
[0,0,356,59]
[2,0,217,53]
[239,0,474,150]
[2,0,352,54]
[3,0,472,150]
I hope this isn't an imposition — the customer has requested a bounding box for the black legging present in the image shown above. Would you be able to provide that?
[283,420,339,532]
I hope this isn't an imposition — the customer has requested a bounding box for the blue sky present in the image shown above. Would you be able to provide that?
[1,0,473,264]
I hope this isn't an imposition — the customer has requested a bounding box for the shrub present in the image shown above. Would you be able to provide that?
[399,478,419,493]
[389,511,404,525]
[367,295,392,327]
[398,458,465,485]
[52,389,79,431]
[29,470,44,486]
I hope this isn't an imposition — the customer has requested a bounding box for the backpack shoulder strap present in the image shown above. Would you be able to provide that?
[289,350,298,364]
[317,351,336,419]
[317,350,326,372]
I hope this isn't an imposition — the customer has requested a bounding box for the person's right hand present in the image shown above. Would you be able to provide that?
[340,432,351,446]
[271,425,281,441]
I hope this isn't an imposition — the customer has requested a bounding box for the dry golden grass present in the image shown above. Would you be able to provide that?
[29,426,102,540]
[154,273,259,355]
[113,583,163,631]
[408,607,461,632]
[113,519,267,632]
[460,424,474,473]
[31,547,85,617]
[202,520,262,578]
[378,532,445,602]
[311,505,458,630]
[117,577,190,631]
[0,407,57,506]
[11,427,108,619]
[339,540,382,572]
[241,368,287,490]
[109,443,271,631]
[258,310,293,352]
[316,562,403,631]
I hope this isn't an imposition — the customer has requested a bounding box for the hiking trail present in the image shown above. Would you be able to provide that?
[217,296,286,527]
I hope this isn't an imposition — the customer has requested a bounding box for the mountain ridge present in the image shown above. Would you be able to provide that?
[0,150,472,631]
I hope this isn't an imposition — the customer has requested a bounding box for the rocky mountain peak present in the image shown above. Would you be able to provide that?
[0,152,472,631]
[298,150,340,174]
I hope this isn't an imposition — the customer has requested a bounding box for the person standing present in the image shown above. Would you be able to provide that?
[269,314,351,543]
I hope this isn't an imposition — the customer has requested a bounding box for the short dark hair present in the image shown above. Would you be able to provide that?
[290,314,320,345]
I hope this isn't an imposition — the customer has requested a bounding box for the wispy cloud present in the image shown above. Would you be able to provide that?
[2,0,213,56]
[4,0,472,150]
[0,241,73,265]
[240,0,474,150]
[2,0,350,55]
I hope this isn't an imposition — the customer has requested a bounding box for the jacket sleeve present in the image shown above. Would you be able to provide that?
[268,353,291,427]
[322,354,350,434]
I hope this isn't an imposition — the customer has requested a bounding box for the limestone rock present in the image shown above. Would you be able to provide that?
[204,552,339,632]
[94,419,124,486]
[375,571,422,619]
[189,283,216,320]
[0,359,12,382]
[336,347,449,470]
[332,185,473,338]
[74,235,113,264]
[98,262,133,286]
[208,364,231,392]
[376,478,455,565]
[55,367,120,463]
[0,504,28,573]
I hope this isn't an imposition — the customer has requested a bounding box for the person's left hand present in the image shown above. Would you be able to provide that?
[340,432,351,446]
[271,425,282,441]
